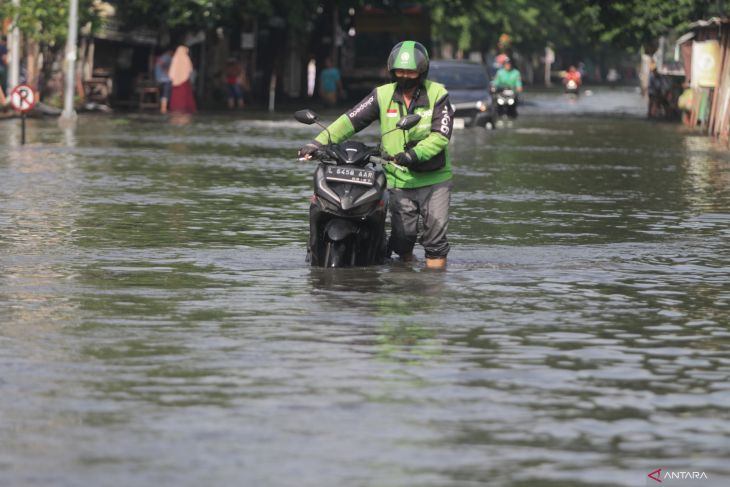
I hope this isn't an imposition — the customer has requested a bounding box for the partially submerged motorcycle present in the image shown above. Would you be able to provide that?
[565,79,580,96]
[294,109,420,268]
[494,87,518,119]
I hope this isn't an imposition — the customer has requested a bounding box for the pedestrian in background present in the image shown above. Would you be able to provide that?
[223,57,246,109]
[0,36,8,95]
[155,47,173,114]
[319,57,344,107]
[168,45,197,114]
[606,67,621,88]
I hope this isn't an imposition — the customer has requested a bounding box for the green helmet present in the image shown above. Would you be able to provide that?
[387,41,430,80]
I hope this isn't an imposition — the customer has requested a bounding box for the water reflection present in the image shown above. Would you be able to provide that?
[1,90,729,486]
[683,135,730,211]
[169,112,194,126]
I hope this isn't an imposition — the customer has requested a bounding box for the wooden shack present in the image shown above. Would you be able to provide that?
[678,18,730,145]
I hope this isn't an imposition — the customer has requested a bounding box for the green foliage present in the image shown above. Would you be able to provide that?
[111,0,239,30]
[3,0,726,60]
[424,0,730,54]
[0,0,102,46]
[108,0,321,32]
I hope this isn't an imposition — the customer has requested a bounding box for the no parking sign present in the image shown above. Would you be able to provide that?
[10,84,36,113]
[9,84,36,145]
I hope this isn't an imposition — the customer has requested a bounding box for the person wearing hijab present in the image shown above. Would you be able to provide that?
[168,45,197,114]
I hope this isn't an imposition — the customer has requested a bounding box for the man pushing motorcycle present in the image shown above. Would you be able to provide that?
[299,41,454,269]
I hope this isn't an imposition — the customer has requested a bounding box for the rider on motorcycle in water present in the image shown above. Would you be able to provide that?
[563,65,582,89]
[491,57,523,93]
[298,41,454,269]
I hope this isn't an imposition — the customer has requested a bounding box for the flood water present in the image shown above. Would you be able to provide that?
[1,89,729,487]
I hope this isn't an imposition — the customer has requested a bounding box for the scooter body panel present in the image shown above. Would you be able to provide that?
[307,141,388,268]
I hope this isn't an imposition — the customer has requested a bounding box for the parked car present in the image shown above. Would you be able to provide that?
[428,60,495,129]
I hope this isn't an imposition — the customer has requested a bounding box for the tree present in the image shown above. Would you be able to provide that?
[0,0,101,46]
[0,0,102,94]
[108,0,322,34]
[424,0,730,58]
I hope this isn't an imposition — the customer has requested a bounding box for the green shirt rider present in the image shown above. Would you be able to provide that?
[298,41,454,269]
[492,57,523,93]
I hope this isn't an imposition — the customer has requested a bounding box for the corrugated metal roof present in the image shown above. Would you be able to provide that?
[687,17,730,30]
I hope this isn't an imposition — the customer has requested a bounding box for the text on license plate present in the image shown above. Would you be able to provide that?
[325,166,375,186]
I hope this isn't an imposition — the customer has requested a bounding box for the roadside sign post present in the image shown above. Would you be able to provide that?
[9,84,37,145]
[544,46,555,87]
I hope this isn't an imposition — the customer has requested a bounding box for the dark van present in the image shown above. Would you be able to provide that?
[428,60,495,129]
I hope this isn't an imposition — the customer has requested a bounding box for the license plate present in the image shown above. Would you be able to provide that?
[325,166,375,186]
[453,118,465,129]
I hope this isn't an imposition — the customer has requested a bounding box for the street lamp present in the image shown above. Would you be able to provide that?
[8,0,21,89]
[61,0,79,121]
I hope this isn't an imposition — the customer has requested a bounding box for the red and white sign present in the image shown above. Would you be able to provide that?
[10,84,36,113]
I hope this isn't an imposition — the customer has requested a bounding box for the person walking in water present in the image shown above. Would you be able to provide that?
[168,45,197,114]
[224,57,246,109]
[0,36,8,95]
[154,47,173,114]
[299,41,454,269]
[318,57,344,107]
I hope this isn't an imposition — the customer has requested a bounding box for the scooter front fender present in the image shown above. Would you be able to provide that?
[324,219,359,242]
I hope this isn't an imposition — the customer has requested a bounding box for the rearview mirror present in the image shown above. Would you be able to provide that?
[294,109,319,125]
[396,114,421,130]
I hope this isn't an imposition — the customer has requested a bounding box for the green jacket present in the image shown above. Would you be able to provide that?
[492,68,523,89]
[314,80,454,189]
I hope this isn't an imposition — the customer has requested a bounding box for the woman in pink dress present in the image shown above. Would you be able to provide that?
[168,46,197,114]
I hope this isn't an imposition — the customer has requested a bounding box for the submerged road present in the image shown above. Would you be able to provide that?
[1,88,729,486]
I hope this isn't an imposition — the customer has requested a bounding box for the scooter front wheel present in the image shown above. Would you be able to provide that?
[324,240,349,268]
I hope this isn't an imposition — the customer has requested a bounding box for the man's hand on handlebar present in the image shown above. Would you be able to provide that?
[394,149,418,168]
[298,141,321,160]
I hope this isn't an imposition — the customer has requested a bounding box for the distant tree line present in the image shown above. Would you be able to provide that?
[3,0,728,56]
[427,0,730,55]
[1,0,728,92]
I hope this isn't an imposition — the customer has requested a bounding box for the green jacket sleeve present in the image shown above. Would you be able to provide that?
[412,92,453,162]
[314,89,380,145]
[413,132,450,161]
[314,115,354,145]
[514,70,523,89]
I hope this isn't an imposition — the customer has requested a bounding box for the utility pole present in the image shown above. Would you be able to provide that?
[8,0,21,89]
[61,0,79,121]
[544,46,554,88]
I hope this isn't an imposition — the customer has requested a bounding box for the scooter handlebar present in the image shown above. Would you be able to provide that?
[298,149,335,163]
[369,156,390,165]
[371,155,408,171]
[300,151,398,168]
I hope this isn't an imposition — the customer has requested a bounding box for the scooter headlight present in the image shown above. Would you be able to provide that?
[507,98,514,105]
[497,98,505,105]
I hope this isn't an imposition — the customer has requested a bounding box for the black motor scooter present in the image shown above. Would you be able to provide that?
[294,109,420,267]
[494,87,518,119]
[564,79,580,96]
